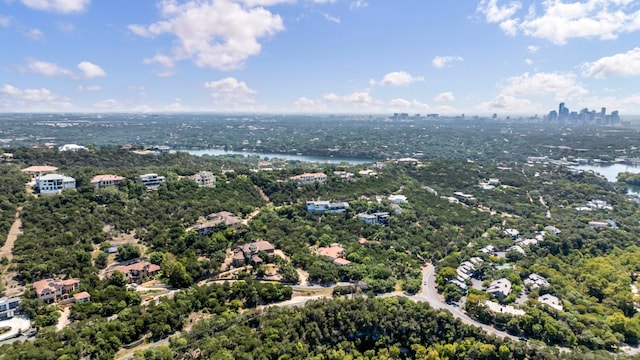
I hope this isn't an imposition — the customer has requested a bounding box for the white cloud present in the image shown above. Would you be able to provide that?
[479,94,538,113]
[500,71,587,101]
[77,61,106,79]
[0,15,12,28]
[204,77,257,106]
[0,84,72,109]
[377,71,424,86]
[388,98,430,112]
[477,0,640,45]
[350,0,368,10]
[293,97,327,112]
[93,99,122,109]
[20,0,90,13]
[77,85,101,92]
[432,55,464,69]
[524,58,534,65]
[129,0,285,71]
[27,58,71,77]
[434,91,455,102]
[527,45,539,53]
[581,47,640,78]
[26,28,45,41]
[240,0,295,5]
[321,12,340,23]
[323,90,383,112]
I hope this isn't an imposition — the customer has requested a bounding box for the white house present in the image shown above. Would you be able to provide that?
[306,201,349,213]
[139,173,166,189]
[0,297,20,320]
[388,194,407,204]
[59,144,87,152]
[524,274,550,289]
[538,294,563,311]
[290,172,327,185]
[35,174,76,194]
[190,171,216,187]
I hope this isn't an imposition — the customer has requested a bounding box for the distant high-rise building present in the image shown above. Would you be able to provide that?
[559,102,565,115]
[601,107,606,118]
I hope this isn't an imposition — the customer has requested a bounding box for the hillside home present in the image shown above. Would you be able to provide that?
[290,172,327,185]
[388,194,407,204]
[588,221,609,228]
[504,228,520,240]
[21,165,59,179]
[32,278,80,304]
[90,174,126,190]
[190,171,216,187]
[453,192,476,204]
[356,212,389,225]
[524,274,550,289]
[138,173,166,189]
[487,278,512,301]
[191,211,243,235]
[112,261,161,283]
[306,201,349,214]
[0,297,20,320]
[35,174,76,194]
[233,240,275,267]
[538,294,563,311]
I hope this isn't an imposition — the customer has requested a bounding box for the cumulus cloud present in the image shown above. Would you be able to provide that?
[376,71,424,86]
[323,91,383,112]
[293,97,327,112]
[77,61,106,79]
[477,0,640,45]
[129,0,285,71]
[77,85,101,92]
[527,45,539,53]
[204,77,257,106]
[0,84,72,109]
[27,58,71,77]
[480,94,537,112]
[20,0,90,13]
[388,98,430,112]
[524,58,534,65]
[500,71,587,101]
[434,91,455,102]
[582,47,640,78]
[26,28,45,41]
[432,55,464,69]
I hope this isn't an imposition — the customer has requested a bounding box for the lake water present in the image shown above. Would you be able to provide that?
[571,163,640,195]
[180,149,373,164]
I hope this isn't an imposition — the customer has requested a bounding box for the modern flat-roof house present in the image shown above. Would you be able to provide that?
[388,195,407,204]
[35,174,76,194]
[21,165,59,179]
[190,171,216,187]
[453,192,476,204]
[504,228,520,240]
[112,261,161,283]
[588,221,609,228]
[487,278,512,301]
[233,240,276,267]
[0,297,20,320]
[138,173,166,189]
[32,278,80,304]
[306,201,349,214]
[356,212,389,225]
[90,174,126,190]
[290,172,327,185]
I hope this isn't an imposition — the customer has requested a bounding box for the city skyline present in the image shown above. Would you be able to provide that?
[1,1,640,115]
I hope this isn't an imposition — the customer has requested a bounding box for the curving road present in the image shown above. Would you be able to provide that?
[406,264,519,341]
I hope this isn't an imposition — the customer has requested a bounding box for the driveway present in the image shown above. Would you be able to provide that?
[0,315,31,342]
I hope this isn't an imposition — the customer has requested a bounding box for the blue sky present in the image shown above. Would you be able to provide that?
[1,0,640,115]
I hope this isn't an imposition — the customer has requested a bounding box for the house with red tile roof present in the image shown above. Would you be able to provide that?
[112,261,161,283]
[32,278,80,304]
[90,174,126,190]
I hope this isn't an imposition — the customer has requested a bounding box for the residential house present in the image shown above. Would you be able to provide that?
[488,178,500,186]
[72,292,91,303]
[504,228,520,240]
[317,243,352,266]
[112,261,161,283]
[290,172,327,185]
[191,211,243,235]
[32,278,80,304]
[35,174,76,194]
[59,144,87,152]
[333,171,355,181]
[538,294,563,311]
[358,169,378,177]
[233,240,276,267]
[524,274,550,289]
[453,192,476,204]
[0,297,20,320]
[479,245,495,255]
[388,194,407,204]
[544,225,561,235]
[190,171,216,187]
[483,300,525,316]
[588,221,609,228]
[306,201,349,214]
[21,165,59,179]
[356,212,389,225]
[90,174,126,190]
[486,278,512,301]
[507,245,526,256]
[138,173,166,189]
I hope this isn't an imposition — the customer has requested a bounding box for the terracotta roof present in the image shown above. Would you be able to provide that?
[73,291,91,300]
[21,165,58,173]
[32,278,79,296]
[317,244,345,259]
[90,174,126,183]
[240,240,275,254]
[333,258,352,266]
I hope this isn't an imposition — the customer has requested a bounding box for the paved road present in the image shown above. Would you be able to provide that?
[406,264,519,341]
